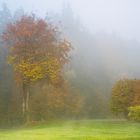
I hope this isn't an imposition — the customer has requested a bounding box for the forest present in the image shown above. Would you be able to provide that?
[0,1,140,140]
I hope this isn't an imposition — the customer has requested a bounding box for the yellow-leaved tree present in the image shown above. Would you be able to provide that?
[3,15,72,122]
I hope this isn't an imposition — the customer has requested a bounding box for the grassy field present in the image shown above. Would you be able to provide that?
[0,120,140,140]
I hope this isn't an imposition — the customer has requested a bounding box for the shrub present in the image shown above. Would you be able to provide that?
[128,106,140,122]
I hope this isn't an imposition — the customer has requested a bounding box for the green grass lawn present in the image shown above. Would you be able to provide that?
[0,120,140,140]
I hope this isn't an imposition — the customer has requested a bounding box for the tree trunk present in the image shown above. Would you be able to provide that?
[124,110,129,119]
[26,89,30,122]
[22,96,25,116]
[22,83,30,123]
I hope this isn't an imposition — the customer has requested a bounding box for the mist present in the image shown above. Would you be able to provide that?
[1,0,140,40]
[0,0,140,129]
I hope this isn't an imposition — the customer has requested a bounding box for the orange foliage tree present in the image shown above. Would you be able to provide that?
[111,79,140,118]
[3,15,72,121]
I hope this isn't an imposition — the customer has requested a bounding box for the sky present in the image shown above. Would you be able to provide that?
[0,0,140,41]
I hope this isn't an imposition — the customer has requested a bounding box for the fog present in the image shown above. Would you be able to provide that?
[0,0,140,122]
[1,0,140,40]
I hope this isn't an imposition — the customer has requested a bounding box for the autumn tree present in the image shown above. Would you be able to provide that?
[29,82,84,121]
[132,80,140,106]
[111,79,135,117]
[111,79,140,119]
[3,15,72,122]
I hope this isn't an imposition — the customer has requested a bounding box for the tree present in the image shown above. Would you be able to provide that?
[128,106,140,122]
[29,82,84,121]
[0,3,13,125]
[0,3,12,33]
[111,79,140,118]
[111,79,134,117]
[3,15,72,122]
[132,80,140,106]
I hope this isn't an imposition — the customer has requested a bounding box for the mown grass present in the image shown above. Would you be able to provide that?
[0,119,140,140]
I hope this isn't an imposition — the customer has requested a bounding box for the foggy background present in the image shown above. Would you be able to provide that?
[0,0,140,120]
[1,0,140,40]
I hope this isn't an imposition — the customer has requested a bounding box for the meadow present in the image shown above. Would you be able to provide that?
[0,120,140,140]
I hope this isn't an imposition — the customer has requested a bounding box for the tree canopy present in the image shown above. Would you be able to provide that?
[4,15,72,85]
[111,79,140,117]
[3,15,72,121]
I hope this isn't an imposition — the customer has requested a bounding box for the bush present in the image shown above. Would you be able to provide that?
[128,106,140,122]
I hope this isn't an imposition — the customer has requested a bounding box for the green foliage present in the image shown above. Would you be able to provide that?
[111,79,134,116]
[128,106,140,122]
[111,79,140,119]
